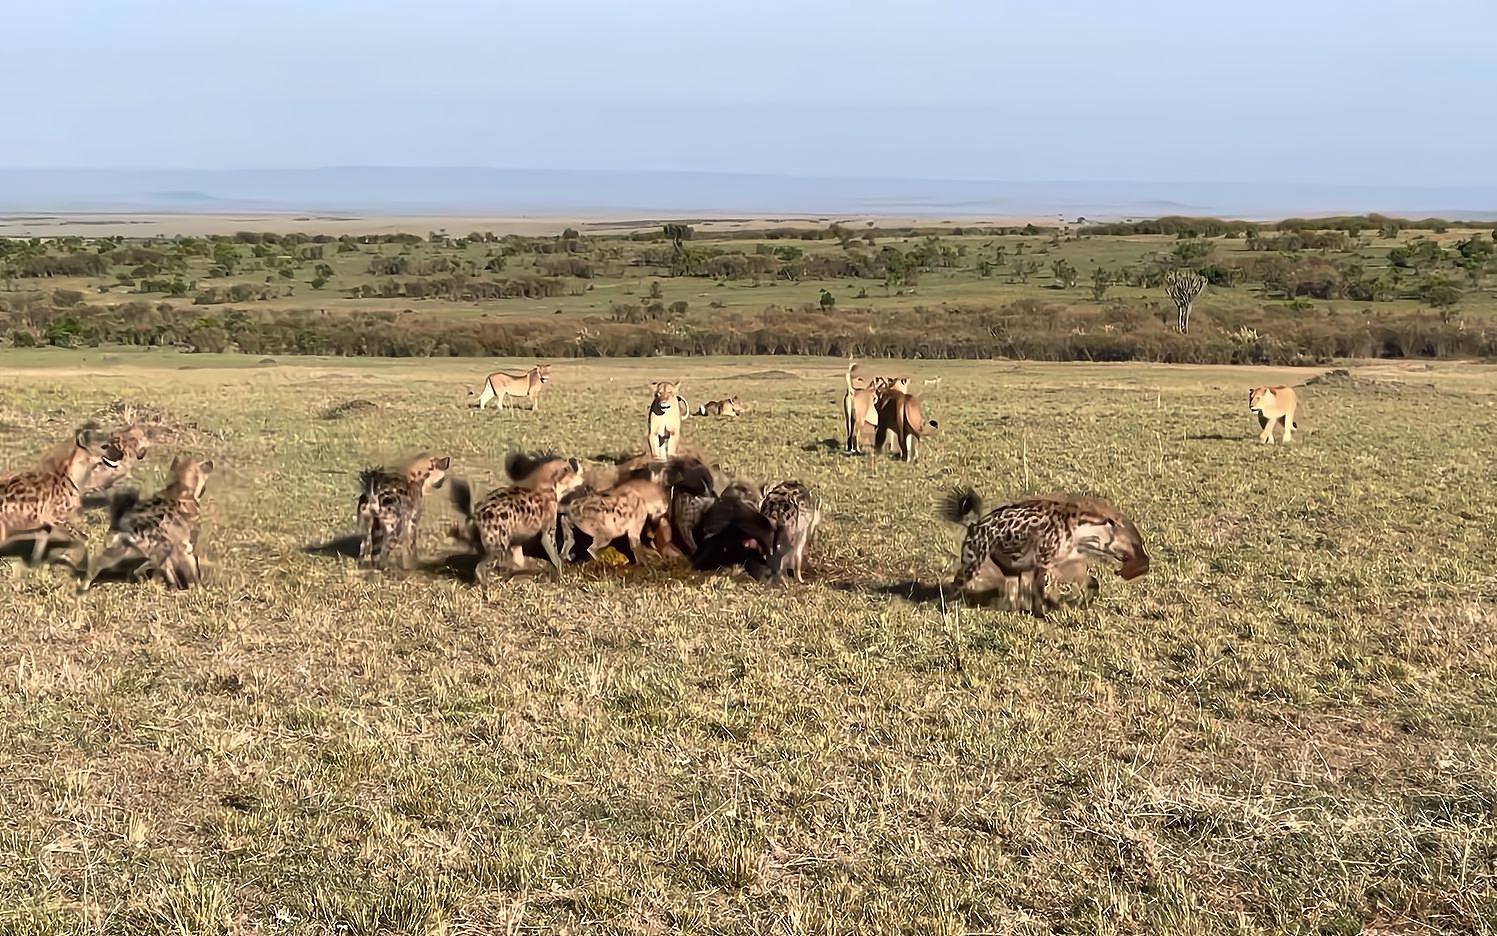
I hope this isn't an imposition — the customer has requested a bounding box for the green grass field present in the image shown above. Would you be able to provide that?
[1,351,1495,933]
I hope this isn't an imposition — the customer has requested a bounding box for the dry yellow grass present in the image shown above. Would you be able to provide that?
[1,351,1495,934]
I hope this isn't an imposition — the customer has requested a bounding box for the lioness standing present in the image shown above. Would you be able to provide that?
[1248,385,1298,444]
[646,381,684,461]
[471,364,551,411]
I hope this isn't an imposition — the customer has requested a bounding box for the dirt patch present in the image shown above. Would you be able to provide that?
[739,370,802,381]
[321,399,379,420]
[1305,368,1353,385]
[91,398,224,443]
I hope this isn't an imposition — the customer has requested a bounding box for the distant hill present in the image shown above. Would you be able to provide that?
[0,167,1494,220]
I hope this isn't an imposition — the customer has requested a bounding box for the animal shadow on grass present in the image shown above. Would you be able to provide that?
[303,534,362,560]
[302,532,483,584]
[416,551,481,585]
[833,578,947,605]
[802,438,844,454]
[1185,433,1238,442]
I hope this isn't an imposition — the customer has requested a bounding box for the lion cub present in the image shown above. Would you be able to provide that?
[1248,385,1298,444]
[695,396,743,417]
[646,380,685,460]
[356,453,451,571]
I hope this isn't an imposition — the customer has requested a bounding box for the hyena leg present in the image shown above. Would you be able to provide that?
[1028,569,1049,618]
[539,532,565,579]
[37,522,87,569]
[154,549,184,590]
[625,525,645,565]
[82,541,142,590]
[476,553,501,585]
[389,516,417,571]
[677,521,699,556]
[172,543,202,588]
[951,544,986,591]
[356,513,377,566]
[29,527,55,566]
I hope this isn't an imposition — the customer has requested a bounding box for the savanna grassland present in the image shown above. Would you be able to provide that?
[3,214,1496,363]
[1,350,1496,934]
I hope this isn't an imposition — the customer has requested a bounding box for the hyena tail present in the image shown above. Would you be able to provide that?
[447,477,474,520]
[939,487,983,525]
[107,489,141,531]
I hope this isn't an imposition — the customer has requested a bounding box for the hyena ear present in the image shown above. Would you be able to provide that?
[199,459,215,475]
[434,456,451,471]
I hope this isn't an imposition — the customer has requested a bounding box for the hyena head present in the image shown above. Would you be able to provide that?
[1072,499,1150,580]
[169,454,216,500]
[405,454,452,495]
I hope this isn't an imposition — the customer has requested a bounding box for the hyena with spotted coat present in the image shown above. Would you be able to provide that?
[759,480,821,584]
[560,474,673,565]
[941,490,1149,616]
[449,456,584,581]
[0,429,124,567]
[85,455,215,589]
[356,454,451,571]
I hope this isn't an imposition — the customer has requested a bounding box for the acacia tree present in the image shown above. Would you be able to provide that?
[663,223,694,275]
[1090,266,1110,301]
[1164,269,1206,333]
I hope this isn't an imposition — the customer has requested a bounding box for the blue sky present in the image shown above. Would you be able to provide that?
[6,0,1494,185]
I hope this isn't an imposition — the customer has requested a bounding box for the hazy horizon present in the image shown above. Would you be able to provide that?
[8,1,1497,182]
[1,167,1495,222]
[5,0,1495,218]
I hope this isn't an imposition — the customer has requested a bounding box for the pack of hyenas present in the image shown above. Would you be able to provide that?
[0,361,1301,615]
